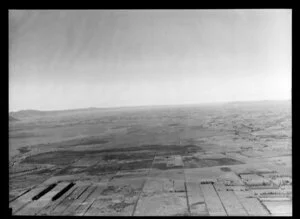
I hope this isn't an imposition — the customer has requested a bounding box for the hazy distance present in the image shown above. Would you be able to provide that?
[9,10,291,112]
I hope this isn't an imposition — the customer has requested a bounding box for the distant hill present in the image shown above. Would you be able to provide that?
[9,115,19,122]
[9,107,104,120]
[10,110,47,118]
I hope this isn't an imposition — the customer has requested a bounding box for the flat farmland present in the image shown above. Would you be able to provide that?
[9,100,292,216]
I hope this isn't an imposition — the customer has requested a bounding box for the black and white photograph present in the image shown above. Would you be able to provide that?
[9,9,292,216]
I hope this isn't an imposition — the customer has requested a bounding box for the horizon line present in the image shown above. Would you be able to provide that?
[9,98,291,114]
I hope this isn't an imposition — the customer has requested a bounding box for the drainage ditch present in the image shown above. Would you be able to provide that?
[32,183,57,200]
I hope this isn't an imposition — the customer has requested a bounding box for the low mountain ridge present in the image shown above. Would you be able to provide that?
[9,116,19,122]
[9,107,102,120]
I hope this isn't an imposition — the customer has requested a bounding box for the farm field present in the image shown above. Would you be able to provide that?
[9,100,292,216]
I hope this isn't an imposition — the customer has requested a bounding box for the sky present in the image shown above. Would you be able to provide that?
[9,10,291,112]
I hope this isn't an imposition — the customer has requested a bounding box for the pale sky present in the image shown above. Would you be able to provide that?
[9,10,291,112]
